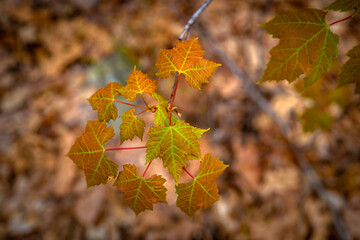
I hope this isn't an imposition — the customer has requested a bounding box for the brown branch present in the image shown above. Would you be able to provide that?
[198,26,352,240]
[179,0,212,41]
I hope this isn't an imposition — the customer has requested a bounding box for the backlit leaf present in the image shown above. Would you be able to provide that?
[259,9,339,91]
[156,38,221,89]
[88,82,123,122]
[152,93,179,127]
[66,121,118,187]
[119,109,145,144]
[325,0,360,16]
[121,66,157,102]
[175,153,228,218]
[114,164,167,216]
[338,45,360,94]
[146,121,203,184]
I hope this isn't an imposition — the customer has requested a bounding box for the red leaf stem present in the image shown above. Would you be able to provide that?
[136,109,148,117]
[140,93,150,108]
[169,73,181,126]
[182,166,195,179]
[105,146,147,151]
[114,99,148,110]
[329,15,353,26]
[142,161,152,178]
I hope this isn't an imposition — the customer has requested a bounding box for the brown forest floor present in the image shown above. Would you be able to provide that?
[1,0,360,239]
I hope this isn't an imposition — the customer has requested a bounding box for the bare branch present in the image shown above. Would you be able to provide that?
[179,0,212,41]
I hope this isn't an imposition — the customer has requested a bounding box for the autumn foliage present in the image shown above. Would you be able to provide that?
[259,1,360,94]
[67,38,227,217]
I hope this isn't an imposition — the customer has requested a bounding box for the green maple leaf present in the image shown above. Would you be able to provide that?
[114,164,167,216]
[259,9,339,91]
[175,153,228,218]
[66,121,118,187]
[146,121,204,184]
[325,0,360,16]
[152,93,179,127]
[120,66,157,102]
[337,45,360,94]
[156,38,221,89]
[119,109,146,144]
[88,82,123,122]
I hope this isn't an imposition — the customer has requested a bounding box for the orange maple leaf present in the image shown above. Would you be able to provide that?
[114,164,167,215]
[156,38,221,89]
[66,121,118,187]
[175,153,228,218]
[120,66,157,102]
[88,82,123,122]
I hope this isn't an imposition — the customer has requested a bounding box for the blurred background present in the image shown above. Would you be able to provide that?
[0,0,360,239]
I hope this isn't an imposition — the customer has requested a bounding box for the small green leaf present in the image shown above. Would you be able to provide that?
[152,93,179,127]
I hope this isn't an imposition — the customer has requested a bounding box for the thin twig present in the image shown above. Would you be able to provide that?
[198,26,352,240]
[179,0,212,41]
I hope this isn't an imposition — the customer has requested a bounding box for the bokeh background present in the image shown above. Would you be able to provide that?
[1,0,360,239]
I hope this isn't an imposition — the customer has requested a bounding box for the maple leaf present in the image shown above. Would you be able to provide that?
[152,93,179,127]
[325,0,360,16]
[338,45,360,94]
[88,82,123,122]
[156,38,221,89]
[146,121,203,184]
[114,164,167,216]
[175,153,228,218]
[119,109,145,144]
[120,66,157,102]
[259,9,339,91]
[66,120,118,187]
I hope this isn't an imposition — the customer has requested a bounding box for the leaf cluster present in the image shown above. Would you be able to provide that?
[67,38,227,217]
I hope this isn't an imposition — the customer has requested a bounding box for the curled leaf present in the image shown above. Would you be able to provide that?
[88,82,123,122]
